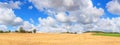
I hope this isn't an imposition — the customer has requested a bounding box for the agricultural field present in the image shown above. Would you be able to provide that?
[93,33,120,37]
[0,0,120,45]
[0,33,120,45]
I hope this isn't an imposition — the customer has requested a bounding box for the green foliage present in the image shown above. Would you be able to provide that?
[0,30,11,33]
[9,30,11,32]
[5,30,11,33]
[19,27,26,33]
[74,32,77,34]
[4,31,10,33]
[15,30,19,32]
[0,30,3,33]
[66,31,70,33]
[84,31,104,33]
[105,32,120,34]
[25,31,32,33]
[15,27,33,33]
[62,31,77,34]
[93,33,120,37]
[33,29,36,33]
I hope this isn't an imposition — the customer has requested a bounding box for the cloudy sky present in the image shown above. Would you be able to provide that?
[0,0,120,33]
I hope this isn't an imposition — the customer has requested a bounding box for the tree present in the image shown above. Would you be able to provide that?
[72,32,77,34]
[33,29,36,33]
[0,30,3,33]
[8,30,11,33]
[19,27,25,33]
[15,30,18,33]
[4,30,10,33]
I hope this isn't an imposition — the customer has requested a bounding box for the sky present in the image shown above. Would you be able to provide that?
[0,0,120,33]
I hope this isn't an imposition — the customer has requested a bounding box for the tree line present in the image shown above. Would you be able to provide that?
[0,27,36,33]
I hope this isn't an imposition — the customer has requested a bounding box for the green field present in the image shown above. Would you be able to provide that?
[93,33,120,37]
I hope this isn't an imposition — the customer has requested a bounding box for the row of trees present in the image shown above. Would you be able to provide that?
[0,30,11,33]
[62,31,78,34]
[0,27,36,33]
[15,27,36,33]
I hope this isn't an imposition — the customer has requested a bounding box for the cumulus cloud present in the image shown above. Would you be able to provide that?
[29,0,93,12]
[107,0,120,15]
[36,17,67,33]
[0,1,21,9]
[29,0,105,33]
[19,21,35,31]
[71,7,104,24]
[38,17,57,27]
[0,1,23,26]
[0,25,7,31]
[55,12,68,23]
[0,7,23,26]
[94,18,120,33]
[28,6,33,9]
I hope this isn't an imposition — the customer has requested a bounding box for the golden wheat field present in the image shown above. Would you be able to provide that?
[0,33,120,45]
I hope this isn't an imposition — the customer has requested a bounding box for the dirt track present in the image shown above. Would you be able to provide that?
[0,33,120,45]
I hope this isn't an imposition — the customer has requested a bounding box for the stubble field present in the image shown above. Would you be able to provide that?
[0,33,120,45]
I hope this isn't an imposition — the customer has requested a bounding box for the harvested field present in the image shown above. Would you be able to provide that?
[0,33,120,45]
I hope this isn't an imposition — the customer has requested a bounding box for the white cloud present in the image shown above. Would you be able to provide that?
[106,0,120,15]
[69,24,83,34]
[55,12,68,22]
[20,21,35,31]
[0,1,23,26]
[0,1,21,9]
[28,6,33,9]
[94,18,120,33]
[0,7,23,26]
[30,0,105,33]
[30,0,104,24]
[38,17,57,26]
[30,18,34,24]
[0,25,7,31]
[37,17,67,33]
[71,7,104,24]
[29,0,93,12]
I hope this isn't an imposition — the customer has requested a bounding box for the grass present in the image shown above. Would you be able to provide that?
[93,33,120,37]
[84,31,120,37]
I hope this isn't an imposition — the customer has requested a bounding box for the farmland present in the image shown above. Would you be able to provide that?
[0,33,120,45]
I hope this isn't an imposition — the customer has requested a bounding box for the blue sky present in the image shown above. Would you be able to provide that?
[93,0,119,18]
[13,1,48,25]
[0,0,120,33]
